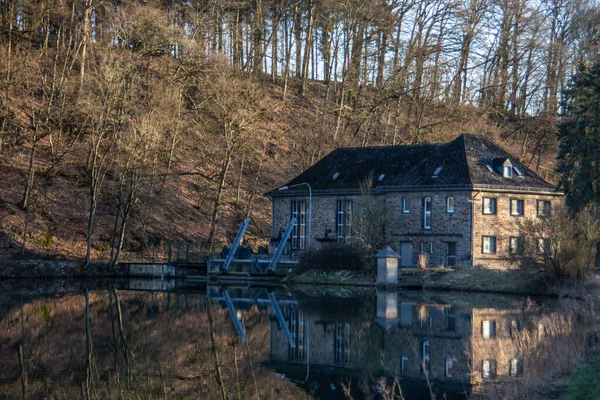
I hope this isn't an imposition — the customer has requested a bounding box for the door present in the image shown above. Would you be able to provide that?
[400,242,413,267]
[446,242,457,267]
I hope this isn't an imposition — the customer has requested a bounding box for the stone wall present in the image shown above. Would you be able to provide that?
[270,189,563,269]
[385,191,472,268]
[471,191,563,269]
[271,191,473,268]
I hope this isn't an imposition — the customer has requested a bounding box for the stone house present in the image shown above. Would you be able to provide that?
[265,134,563,268]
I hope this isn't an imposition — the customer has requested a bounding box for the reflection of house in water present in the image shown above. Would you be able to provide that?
[265,291,552,399]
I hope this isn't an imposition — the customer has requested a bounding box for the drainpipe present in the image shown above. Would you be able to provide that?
[469,190,482,269]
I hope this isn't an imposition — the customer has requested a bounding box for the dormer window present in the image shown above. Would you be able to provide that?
[333,172,339,180]
[500,158,513,178]
[432,166,442,178]
[378,173,385,182]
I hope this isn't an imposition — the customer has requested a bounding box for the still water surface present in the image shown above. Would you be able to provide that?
[0,279,593,399]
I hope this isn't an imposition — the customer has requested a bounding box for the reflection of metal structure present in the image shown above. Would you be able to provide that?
[222,290,248,343]
[268,292,295,348]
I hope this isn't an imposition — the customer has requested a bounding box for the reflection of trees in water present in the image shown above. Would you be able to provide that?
[0,289,306,399]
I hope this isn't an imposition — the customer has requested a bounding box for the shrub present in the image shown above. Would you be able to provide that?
[298,242,376,274]
[511,204,600,281]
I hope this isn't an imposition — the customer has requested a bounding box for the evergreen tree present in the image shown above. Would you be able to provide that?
[556,62,600,212]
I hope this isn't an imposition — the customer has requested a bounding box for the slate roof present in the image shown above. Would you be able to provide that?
[267,134,559,196]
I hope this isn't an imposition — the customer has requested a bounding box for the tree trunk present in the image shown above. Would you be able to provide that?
[301,0,314,95]
[206,153,232,250]
[253,0,264,73]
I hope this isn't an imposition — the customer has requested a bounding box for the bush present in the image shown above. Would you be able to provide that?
[511,204,600,281]
[298,242,376,274]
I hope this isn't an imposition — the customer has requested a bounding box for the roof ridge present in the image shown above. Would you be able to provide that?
[335,142,445,151]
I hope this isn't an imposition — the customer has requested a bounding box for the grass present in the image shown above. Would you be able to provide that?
[283,269,375,286]
[559,359,600,400]
[423,268,561,296]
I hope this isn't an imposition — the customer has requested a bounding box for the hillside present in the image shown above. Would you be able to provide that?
[0,1,566,264]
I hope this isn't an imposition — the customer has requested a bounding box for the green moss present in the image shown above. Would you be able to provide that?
[36,304,52,323]
[35,232,53,248]
[560,358,600,400]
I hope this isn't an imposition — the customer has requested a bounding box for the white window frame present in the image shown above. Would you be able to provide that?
[509,236,522,254]
[482,320,496,339]
[423,197,432,230]
[482,236,496,254]
[482,360,495,378]
[504,166,512,178]
[510,198,524,216]
[402,197,409,213]
[538,238,550,255]
[336,200,353,242]
[445,358,454,377]
[537,200,551,217]
[483,197,497,215]
[422,340,430,373]
[447,196,455,213]
[510,358,524,377]
[401,356,408,372]
[290,200,306,250]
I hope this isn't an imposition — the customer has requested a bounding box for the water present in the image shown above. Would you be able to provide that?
[0,279,594,399]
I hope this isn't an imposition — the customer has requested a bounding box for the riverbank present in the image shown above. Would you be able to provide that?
[0,257,127,279]
[283,268,600,297]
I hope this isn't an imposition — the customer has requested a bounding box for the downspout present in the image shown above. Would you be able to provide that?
[470,190,481,269]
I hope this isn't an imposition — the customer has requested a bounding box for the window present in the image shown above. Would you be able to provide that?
[445,306,456,331]
[537,200,551,217]
[433,166,443,178]
[538,238,550,255]
[510,358,524,376]
[420,241,426,254]
[402,198,409,213]
[447,196,455,213]
[423,197,432,229]
[445,358,454,377]
[430,242,434,254]
[446,242,457,267]
[510,199,524,216]
[336,200,353,242]
[509,320,520,338]
[482,236,496,254]
[482,320,496,339]
[483,198,497,215]
[514,166,523,176]
[509,236,523,254]
[422,341,430,373]
[504,166,513,178]
[482,360,496,378]
[334,323,351,364]
[400,304,413,327]
[288,308,305,360]
[290,200,306,249]
[401,356,408,372]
